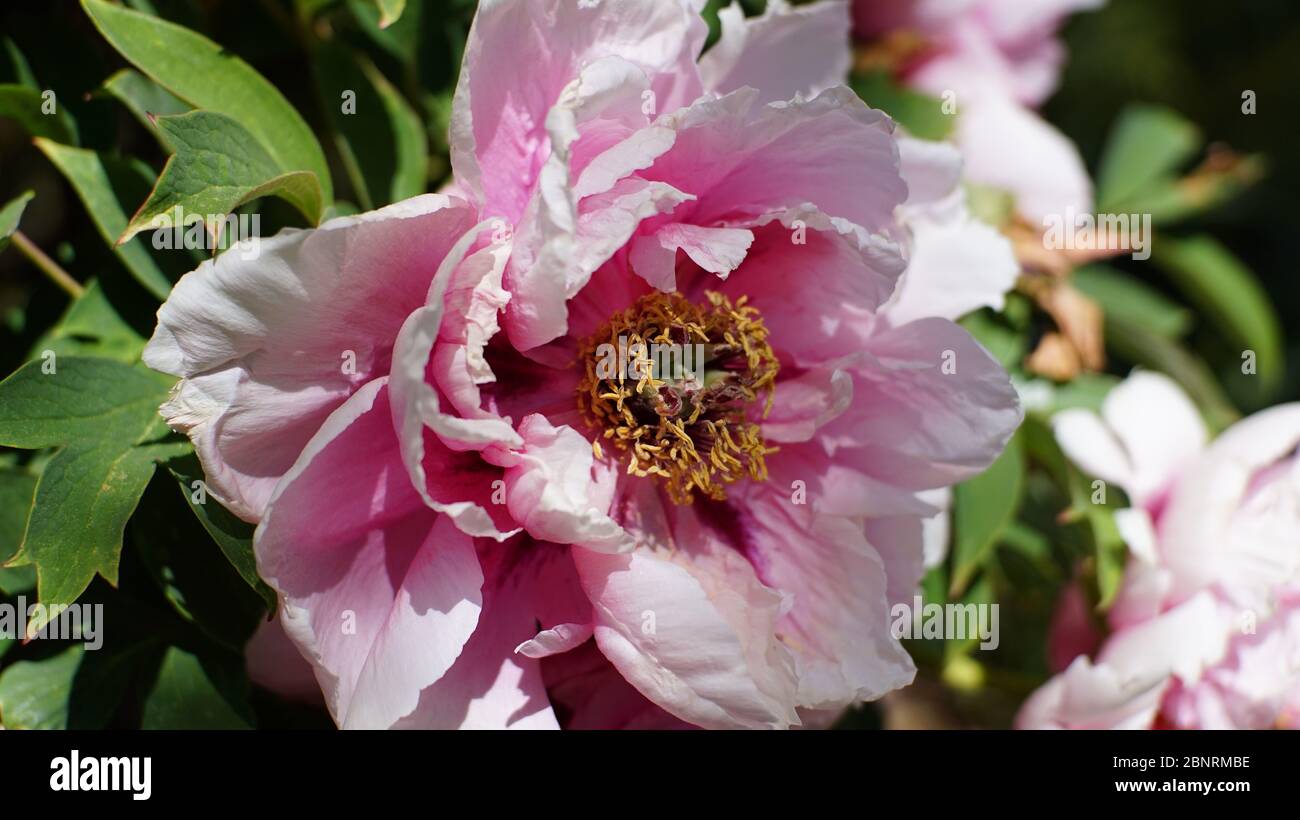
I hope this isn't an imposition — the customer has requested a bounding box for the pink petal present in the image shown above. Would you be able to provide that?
[884,139,1019,325]
[391,544,570,729]
[541,640,695,729]
[735,484,917,708]
[256,378,485,729]
[762,367,853,444]
[573,483,800,728]
[826,317,1023,490]
[145,195,478,521]
[629,222,754,291]
[245,616,323,705]
[700,0,852,104]
[452,0,706,221]
[505,414,631,552]
[706,207,906,367]
[643,87,906,234]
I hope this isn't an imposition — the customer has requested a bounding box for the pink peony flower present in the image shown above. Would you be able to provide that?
[1017,372,1300,729]
[854,0,1102,222]
[145,0,1020,729]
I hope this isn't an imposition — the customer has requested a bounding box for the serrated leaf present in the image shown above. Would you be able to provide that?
[1152,235,1283,395]
[1072,264,1192,339]
[34,139,173,299]
[0,83,79,143]
[82,0,332,208]
[0,190,34,254]
[0,645,82,729]
[142,647,251,729]
[0,357,172,448]
[119,110,324,244]
[99,68,191,147]
[950,432,1025,598]
[1097,104,1201,212]
[316,43,427,209]
[0,358,184,611]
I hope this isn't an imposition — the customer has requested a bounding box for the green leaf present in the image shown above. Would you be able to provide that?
[949,432,1025,598]
[142,647,251,729]
[316,43,427,209]
[850,70,954,141]
[1096,104,1201,212]
[1019,416,1125,609]
[29,279,147,364]
[1072,264,1192,339]
[0,645,82,729]
[1029,372,1122,417]
[34,138,172,299]
[132,469,267,650]
[348,0,421,62]
[0,357,173,448]
[164,454,276,610]
[2,37,39,90]
[0,190,34,254]
[0,469,38,595]
[960,309,1026,371]
[1131,155,1265,226]
[1152,235,1283,394]
[0,358,184,611]
[373,0,406,28]
[119,110,324,244]
[0,83,79,143]
[1088,502,1127,609]
[83,0,332,208]
[99,68,191,147]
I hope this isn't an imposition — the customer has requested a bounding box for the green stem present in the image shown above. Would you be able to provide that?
[10,231,83,299]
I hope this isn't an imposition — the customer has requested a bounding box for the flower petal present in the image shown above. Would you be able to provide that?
[505,414,632,552]
[827,317,1023,490]
[700,0,851,104]
[145,195,478,521]
[735,485,917,709]
[573,483,799,729]
[256,378,485,729]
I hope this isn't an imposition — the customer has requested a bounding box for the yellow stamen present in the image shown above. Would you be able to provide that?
[575,291,779,504]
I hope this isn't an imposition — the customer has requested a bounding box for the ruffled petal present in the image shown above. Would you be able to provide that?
[146,195,478,521]
[700,0,851,104]
[256,379,485,729]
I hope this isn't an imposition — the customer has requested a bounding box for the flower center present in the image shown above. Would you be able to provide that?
[576,291,779,504]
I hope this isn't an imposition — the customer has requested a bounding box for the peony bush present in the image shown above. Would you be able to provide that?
[0,0,1290,732]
